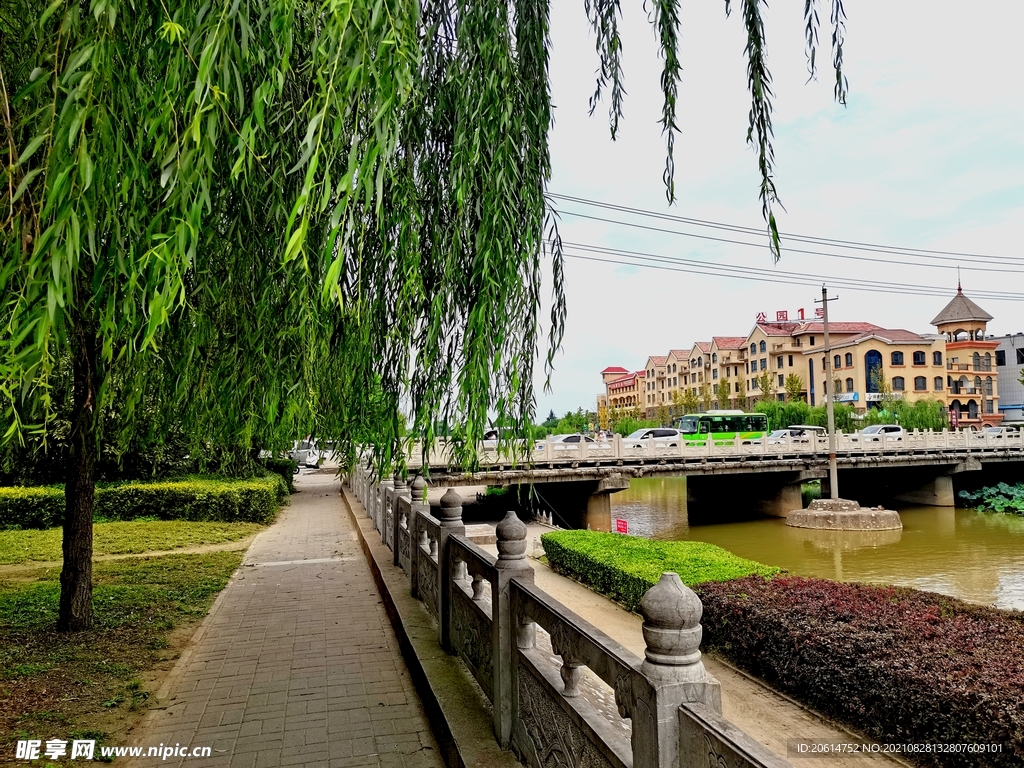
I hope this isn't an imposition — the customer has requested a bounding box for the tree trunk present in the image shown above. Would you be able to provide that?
[57,316,100,632]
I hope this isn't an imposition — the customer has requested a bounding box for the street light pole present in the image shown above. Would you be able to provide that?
[817,285,839,500]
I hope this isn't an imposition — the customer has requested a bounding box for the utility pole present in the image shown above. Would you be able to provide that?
[817,285,839,500]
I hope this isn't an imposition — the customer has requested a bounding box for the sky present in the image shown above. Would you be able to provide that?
[534,0,1024,417]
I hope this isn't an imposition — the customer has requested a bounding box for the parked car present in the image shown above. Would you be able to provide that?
[859,425,905,442]
[980,426,1020,438]
[767,425,827,444]
[623,428,682,448]
[289,438,329,468]
[537,433,613,452]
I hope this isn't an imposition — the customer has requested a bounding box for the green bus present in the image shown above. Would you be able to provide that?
[674,410,769,443]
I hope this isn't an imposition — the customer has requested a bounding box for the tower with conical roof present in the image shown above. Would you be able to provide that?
[932,284,1001,426]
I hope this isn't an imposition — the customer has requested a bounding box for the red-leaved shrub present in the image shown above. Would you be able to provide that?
[697,576,1024,767]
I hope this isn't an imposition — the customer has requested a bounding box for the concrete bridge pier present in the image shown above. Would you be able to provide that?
[523,474,631,531]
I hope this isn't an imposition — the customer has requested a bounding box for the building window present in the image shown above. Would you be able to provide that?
[735,366,740,377]
[914,376,926,391]
[973,352,981,369]
[697,357,702,367]
[934,377,943,391]
[833,354,842,370]
[745,363,749,374]
[712,353,717,363]
[759,340,767,353]
[788,355,794,366]
[713,369,718,379]
[913,351,925,365]
[845,378,854,392]
[760,358,767,371]
[777,356,784,369]
[996,350,1006,366]
[1018,348,1024,364]
[933,351,943,366]
[985,376,993,395]
[975,376,982,393]
[821,356,827,372]
[986,399,994,414]
[893,377,905,391]
[809,336,815,346]
[778,374,785,387]
[844,353,852,367]
[713,384,718,394]
[751,378,759,390]
[750,343,756,355]
[984,352,992,371]
[735,382,740,393]
[891,351,904,365]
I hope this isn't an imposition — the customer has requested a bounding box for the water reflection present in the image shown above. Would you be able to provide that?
[610,477,1024,611]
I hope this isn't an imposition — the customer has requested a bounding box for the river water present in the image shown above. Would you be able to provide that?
[609,477,1024,611]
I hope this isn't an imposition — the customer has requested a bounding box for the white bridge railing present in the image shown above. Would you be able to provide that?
[405,429,1024,470]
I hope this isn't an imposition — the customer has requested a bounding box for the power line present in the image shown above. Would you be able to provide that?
[555,210,1024,276]
[551,192,1024,267]
[559,241,1024,302]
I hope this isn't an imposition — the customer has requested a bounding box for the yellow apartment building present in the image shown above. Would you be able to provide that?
[802,329,945,409]
[709,337,747,406]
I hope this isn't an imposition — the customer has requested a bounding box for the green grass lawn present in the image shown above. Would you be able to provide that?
[0,551,243,753]
[0,520,263,565]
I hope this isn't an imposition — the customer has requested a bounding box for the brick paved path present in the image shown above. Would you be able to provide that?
[131,472,443,768]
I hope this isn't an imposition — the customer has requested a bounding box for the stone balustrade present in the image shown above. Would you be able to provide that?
[348,463,793,768]
[396,428,1024,470]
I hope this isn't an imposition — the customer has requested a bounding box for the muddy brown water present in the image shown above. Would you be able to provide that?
[610,476,1024,611]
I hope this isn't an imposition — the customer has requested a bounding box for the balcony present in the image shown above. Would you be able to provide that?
[947,362,994,372]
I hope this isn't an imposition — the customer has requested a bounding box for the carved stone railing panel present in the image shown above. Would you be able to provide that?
[451,585,495,700]
[418,549,439,620]
[398,521,411,573]
[679,704,792,768]
[512,579,639,695]
[514,648,631,768]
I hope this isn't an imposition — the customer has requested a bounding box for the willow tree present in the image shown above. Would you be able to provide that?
[2,0,849,630]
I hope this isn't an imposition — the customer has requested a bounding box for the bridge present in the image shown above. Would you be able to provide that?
[403,430,1024,529]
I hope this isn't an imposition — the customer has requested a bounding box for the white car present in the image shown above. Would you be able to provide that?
[860,425,904,442]
[623,428,682,448]
[767,425,827,444]
[979,426,1020,439]
[537,434,612,451]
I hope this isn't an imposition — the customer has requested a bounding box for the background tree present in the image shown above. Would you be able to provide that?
[755,371,775,402]
[716,383,730,410]
[656,402,670,426]
[681,387,700,415]
[699,382,714,412]
[1,0,853,632]
[784,373,805,402]
[734,378,748,410]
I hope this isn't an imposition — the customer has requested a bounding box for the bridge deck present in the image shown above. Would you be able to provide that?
[401,430,1024,484]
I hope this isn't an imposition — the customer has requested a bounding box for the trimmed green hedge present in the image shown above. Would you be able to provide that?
[262,458,298,494]
[0,475,287,530]
[541,530,780,612]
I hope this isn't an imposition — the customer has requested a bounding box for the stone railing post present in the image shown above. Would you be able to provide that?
[409,476,428,598]
[438,488,466,653]
[393,472,409,566]
[493,511,533,747]
[632,572,721,768]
